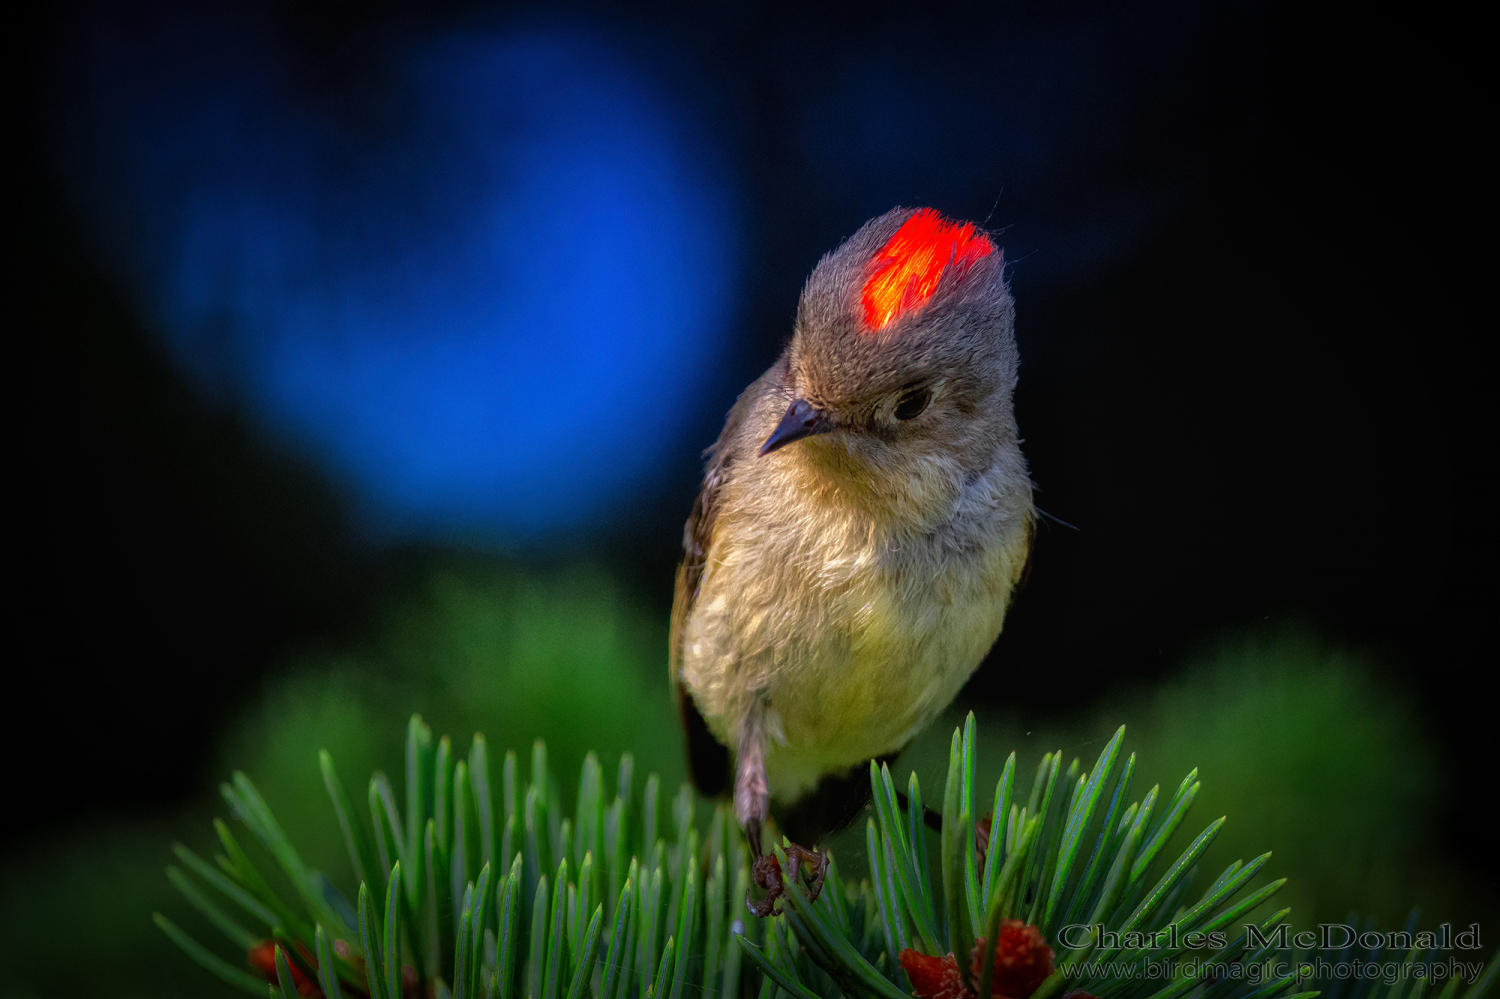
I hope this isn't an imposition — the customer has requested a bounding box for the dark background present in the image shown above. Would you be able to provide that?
[11,0,1488,889]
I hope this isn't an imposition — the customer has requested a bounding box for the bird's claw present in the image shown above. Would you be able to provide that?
[746,854,782,917]
[785,844,829,902]
[745,844,829,917]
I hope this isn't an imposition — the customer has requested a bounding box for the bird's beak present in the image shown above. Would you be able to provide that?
[760,398,834,455]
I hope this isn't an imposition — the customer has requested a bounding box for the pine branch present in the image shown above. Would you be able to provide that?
[155,712,1492,999]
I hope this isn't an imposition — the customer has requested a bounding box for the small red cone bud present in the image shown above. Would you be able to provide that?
[247,939,322,997]
[900,948,974,999]
[969,920,1055,999]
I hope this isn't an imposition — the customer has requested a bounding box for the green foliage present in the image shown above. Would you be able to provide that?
[1118,629,1448,926]
[0,562,677,998]
[161,714,752,998]
[216,566,684,848]
[896,627,1495,929]
[746,720,1294,999]
[155,712,1495,999]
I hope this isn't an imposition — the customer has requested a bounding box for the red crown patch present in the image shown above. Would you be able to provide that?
[861,209,994,331]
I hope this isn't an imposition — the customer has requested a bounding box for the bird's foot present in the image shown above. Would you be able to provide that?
[784,843,829,902]
[744,843,829,917]
[747,853,783,917]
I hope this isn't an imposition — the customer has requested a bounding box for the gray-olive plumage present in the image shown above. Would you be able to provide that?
[671,207,1034,858]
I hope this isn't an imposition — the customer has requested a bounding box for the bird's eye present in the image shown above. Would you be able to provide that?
[893,384,932,421]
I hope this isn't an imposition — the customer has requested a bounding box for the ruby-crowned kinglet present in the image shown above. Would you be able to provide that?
[671,208,1034,896]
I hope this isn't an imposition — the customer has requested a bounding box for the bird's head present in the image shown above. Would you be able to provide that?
[762,208,1020,496]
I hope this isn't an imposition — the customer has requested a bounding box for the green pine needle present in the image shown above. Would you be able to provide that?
[155,713,1491,999]
[154,912,268,995]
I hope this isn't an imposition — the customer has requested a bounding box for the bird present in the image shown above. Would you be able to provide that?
[669,207,1034,910]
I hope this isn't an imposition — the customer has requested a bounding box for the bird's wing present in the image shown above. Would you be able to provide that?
[671,358,788,796]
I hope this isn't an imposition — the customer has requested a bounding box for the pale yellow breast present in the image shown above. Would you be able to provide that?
[678,452,1028,802]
